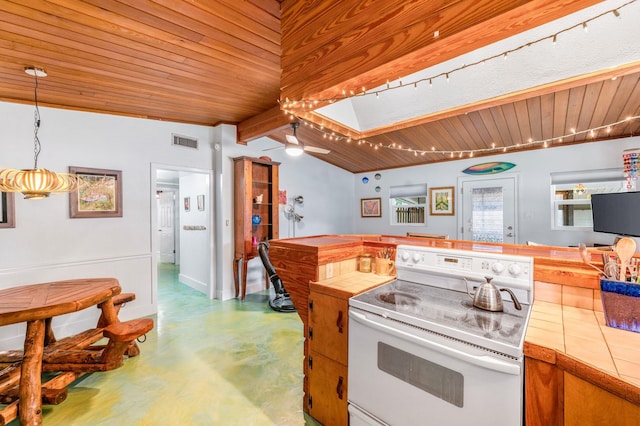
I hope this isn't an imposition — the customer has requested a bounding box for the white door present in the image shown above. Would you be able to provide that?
[459,176,517,244]
[157,191,176,263]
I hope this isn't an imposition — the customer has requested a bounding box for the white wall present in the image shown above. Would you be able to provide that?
[216,133,355,297]
[353,137,639,247]
[0,101,214,348]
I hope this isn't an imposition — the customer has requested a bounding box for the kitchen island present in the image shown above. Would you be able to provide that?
[268,234,639,425]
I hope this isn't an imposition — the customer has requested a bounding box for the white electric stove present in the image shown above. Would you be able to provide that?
[348,244,534,426]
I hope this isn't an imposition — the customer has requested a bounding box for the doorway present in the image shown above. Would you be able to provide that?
[458,176,518,244]
[151,164,215,301]
[157,190,176,264]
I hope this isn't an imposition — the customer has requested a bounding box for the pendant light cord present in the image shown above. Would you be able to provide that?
[32,73,41,169]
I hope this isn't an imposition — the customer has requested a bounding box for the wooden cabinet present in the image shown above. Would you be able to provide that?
[307,272,393,426]
[525,357,640,426]
[564,372,640,425]
[525,357,563,426]
[233,156,280,300]
[307,290,350,426]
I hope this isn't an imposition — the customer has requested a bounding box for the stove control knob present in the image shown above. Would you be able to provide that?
[412,252,421,263]
[508,263,522,277]
[400,251,410,262]
[491,262,505,274]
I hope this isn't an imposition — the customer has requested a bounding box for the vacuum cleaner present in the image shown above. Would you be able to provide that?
[257,241,296,313]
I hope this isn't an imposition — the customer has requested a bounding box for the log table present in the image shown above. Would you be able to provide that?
[0,278,122,426]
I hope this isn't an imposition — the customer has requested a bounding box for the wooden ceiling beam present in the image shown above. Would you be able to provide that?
[280,0,602,103]
[237,105,293,143]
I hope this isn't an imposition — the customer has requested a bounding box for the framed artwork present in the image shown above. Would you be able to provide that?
[278,190,287,205]
[69,167,122,218]
[361,197,381,218]
[429,186,455,216]
[0,192,15,228]
[197,194,205,211]
[184,197,190,212]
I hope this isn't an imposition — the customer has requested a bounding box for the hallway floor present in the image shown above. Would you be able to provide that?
[19,264,317,425]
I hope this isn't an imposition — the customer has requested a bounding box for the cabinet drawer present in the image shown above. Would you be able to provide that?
[309,291,349,364]
[308,350,348,426]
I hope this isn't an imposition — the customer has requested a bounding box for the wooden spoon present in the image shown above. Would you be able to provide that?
[615,237,636,281]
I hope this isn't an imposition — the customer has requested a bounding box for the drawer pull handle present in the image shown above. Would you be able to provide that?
[336,376,344,399]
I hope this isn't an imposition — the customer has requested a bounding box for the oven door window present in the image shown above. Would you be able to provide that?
[378,342,463,407]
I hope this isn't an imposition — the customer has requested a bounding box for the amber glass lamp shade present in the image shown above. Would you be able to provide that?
[0,67,79,199]
[0,168,77,199]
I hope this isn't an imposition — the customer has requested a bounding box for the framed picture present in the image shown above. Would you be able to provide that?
[0,192,15,228]
[361,197,381,217]
[429,186,455,216]
[184,197,190,212]
[197,194,205,211]
[69,167,122,218]
[278,190,287,205]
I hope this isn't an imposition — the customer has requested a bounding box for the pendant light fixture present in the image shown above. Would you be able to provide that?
[0,67,77,199]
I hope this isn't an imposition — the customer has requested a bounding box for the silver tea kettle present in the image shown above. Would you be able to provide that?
[465,276,522,312]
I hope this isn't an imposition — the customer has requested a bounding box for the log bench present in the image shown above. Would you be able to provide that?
[42,319,153,372]
[0,386,67,405]
[0,318,153,373]
[0,364,67,404]
[0,318,153,424]
[98,293,142,357]
[0,370,85,425]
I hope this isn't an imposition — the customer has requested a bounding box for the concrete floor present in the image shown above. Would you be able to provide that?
[18,264,318,425]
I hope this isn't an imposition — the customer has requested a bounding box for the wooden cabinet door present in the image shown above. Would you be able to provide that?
[525,357,563,426]
[307,350,348,426]
[308,291,349,364]
[564,372,640,425]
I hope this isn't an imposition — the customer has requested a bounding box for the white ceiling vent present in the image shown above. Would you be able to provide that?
[172,134,198,149]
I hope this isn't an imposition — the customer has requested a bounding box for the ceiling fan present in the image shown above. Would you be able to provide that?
[266,122,331,156]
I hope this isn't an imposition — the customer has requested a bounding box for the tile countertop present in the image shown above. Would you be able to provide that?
[310,270,396,299]
[525,300,640,405]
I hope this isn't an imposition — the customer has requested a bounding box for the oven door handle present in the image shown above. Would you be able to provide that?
[350,310,520,375]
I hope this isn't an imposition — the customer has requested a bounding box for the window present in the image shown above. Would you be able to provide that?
[389,184,427,225]
[550,168,627,230]
[471,186,504,242]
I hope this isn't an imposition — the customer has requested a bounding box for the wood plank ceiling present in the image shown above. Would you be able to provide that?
[0,0,282,125]
[279,70,640,173]
[0,0,638,174]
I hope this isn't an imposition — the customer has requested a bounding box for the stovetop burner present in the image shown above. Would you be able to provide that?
[351,279,531,358]
[375,291,422,307]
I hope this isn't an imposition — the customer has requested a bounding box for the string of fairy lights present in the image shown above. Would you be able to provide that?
[294,115,640,158]
[279,0,639,158]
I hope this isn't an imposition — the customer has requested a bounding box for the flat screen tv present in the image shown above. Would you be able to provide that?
[591,191,640,237]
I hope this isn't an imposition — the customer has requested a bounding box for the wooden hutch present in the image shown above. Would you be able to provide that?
[233,156,279,300]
